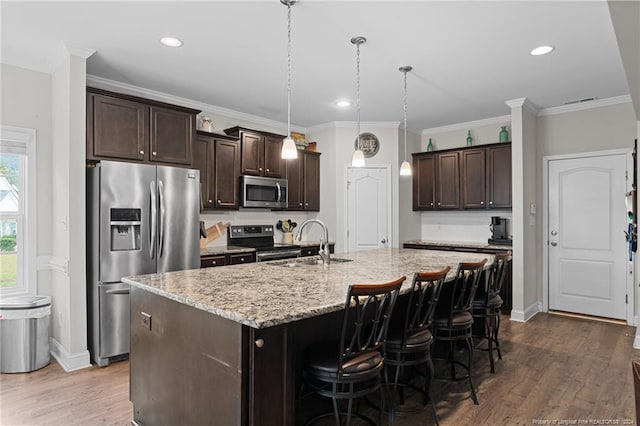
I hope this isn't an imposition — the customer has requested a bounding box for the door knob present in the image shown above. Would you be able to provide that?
[551,230,558,236]
[550,241,558,246]
[381,239,387,244]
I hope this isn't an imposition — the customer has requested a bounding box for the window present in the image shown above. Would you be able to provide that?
[0,126,35,296]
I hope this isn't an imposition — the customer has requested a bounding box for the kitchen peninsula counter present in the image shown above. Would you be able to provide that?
[124,248,492,425]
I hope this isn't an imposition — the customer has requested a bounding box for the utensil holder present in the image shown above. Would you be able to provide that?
[283,232,294,244]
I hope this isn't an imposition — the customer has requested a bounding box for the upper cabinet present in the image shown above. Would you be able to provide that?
[285,151,321,211]
[413,142,511,211]
[224,127,285,178]
[86,88,200,166]
[194,131,241,210]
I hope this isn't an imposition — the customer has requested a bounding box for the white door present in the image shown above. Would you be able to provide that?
[548,154,628,320]
[346,166,390,252]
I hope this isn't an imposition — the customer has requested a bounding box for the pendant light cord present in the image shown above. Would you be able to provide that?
[286,3,292,138]
[403,69,407,161]
[356,41,361,149]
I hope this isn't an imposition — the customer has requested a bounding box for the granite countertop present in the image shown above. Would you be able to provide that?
[200,246,256,256]
[124,248,492,329]
[404,240,512,250]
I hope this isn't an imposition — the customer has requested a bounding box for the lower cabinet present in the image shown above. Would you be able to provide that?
[300,244,335,257]
[201,252,256,268]
[403,243,512,314]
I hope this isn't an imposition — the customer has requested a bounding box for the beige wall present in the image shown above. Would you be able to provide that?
[1,64,53,292]
[398,129,421,245]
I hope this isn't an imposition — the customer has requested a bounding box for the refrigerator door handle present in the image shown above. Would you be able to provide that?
[150,180,157,259]
[158,179,166,258]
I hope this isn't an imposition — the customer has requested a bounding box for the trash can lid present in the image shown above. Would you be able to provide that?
[0,295,51,309]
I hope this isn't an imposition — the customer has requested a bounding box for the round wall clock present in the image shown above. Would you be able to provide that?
[354,132,380,158]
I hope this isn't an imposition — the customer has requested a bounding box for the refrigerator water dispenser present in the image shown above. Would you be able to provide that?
[110,208,141,251]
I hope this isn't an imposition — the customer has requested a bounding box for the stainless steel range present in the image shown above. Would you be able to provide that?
[227,225,301,262]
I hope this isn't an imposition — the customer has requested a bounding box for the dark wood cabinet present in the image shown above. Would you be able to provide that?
[437,152,460,209]
[413,154,436,210]
[87,88,199,165]
[285,151,320,211]
[461,148,486,209]
[224,127,285,178]
[200,252,256,268]
[194,131,241,210]
[486,144,512,208]
[412,142,511,211]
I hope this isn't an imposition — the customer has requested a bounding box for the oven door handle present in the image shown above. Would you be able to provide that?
[256,249,301,262]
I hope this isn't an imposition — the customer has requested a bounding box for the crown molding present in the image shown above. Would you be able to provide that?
[421,115,511,136]
[86,75,306,134]
[537,95,632,116]
[505,97,538,114]
[47,42,96,74]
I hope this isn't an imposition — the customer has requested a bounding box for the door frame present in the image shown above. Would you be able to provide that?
[343,164,393,253]
[542,148,634,325]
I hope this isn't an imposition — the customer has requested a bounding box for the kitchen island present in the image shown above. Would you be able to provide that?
[124,248,491,425]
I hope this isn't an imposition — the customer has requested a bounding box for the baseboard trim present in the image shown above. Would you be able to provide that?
[49,338,91,372]
[510,301,542,322]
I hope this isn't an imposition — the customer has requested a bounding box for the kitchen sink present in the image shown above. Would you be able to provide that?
[269,258,353,267]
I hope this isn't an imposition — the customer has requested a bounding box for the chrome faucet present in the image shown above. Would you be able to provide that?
[295,219,330,265]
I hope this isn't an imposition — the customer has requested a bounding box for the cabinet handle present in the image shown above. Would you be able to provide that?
[139,150,144,155]
[217,200,221,204]
[489,201,494,205]
[255,339,265,348]
[305,202,309,206]
[259,167,263,171]
[152,151,157,156]
[211,260,217,265]
[481,201,484,205]
[438,202,441,206]
[240,257,245,262]
[430,202,434,206]
[266,168,270,172]
[208,199,212,203]
[299,203,303,206]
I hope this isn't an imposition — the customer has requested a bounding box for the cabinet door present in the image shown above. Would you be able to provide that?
[200,255,226,268]
[487,144,512,208]
[228,253,255,265]
[285,156,304,210]
[303,152,320,211]
[436,152,460,209]
[461,149,486,209]
[90,94,148,161]
[263,135,285,178]
[240,132,264,176]
[413,154,436,210]
[193,135,215,210]
[214,139,241,209]
[150,106,194,165]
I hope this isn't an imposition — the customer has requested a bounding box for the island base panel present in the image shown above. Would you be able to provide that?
[130,286,245,425]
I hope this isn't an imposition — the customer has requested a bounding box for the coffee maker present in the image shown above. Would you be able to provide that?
[489,216,511,244]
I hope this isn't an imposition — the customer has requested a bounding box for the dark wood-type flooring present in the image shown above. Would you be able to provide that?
[1,313,638,425]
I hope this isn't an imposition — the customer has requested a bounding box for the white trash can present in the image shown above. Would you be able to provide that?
[0,295,51,373]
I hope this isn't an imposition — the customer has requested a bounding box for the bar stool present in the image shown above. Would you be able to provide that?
[299,276,406,425]
[384,267,450,425]
[432,259,487,405]
[472,251,512,373]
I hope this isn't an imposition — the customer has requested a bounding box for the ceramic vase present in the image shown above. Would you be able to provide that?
[499,126,509,142]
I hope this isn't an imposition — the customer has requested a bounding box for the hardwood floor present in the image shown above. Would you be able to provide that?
[1,313,638,425]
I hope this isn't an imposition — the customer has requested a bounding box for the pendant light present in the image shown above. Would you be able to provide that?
[399,66,413,176]
[281,0,298,160]
[351,36,366,167]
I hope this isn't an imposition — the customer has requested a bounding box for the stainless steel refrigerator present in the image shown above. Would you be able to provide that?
[87,161,200,367]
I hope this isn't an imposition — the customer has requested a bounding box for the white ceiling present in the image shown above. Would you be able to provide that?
[1,1,632,132]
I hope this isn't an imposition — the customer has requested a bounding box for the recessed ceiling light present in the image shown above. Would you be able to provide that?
[160,37,183,48]
[530,45,554,56]
[336,100,351,108]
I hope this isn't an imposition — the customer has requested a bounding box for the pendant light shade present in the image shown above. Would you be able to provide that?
[351,36,366,167]
[399,65,413,176]
[281,0,298,160]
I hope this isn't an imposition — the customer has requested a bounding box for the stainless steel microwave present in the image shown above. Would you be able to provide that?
[240,175,288,208]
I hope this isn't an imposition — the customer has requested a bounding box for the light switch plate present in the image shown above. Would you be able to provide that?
[141,312,152,330]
